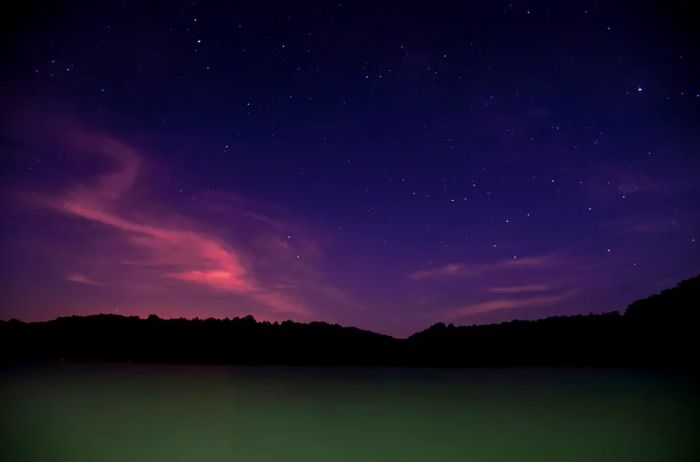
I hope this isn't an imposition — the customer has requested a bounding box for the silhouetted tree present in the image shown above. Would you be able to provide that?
[1,275,697,368]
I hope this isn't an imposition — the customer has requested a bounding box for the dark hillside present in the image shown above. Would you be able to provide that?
[2,275,698,368]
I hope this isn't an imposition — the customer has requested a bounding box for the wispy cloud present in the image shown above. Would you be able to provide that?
[66,272,104,286]
[445,289,578,321]
[601,216,681,235]
[486,284,553,294]
[20,123,343,318]
[409,255,560,280]
[624,221,679,234]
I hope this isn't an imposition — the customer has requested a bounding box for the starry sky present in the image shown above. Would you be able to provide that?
[1,1,699,336]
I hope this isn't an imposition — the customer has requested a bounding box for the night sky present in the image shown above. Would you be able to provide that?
[1,1,699,336]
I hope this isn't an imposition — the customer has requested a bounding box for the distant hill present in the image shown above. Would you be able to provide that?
[1,275,698,367]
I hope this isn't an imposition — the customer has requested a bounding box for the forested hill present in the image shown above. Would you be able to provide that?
[1,275,697,368]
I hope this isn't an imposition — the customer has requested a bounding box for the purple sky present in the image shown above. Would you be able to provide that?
[1,1,699,336]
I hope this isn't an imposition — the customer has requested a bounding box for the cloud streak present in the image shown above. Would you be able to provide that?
[445,289,578,321]
[23,125,314,317]
[409,255,561,281]
[66,272,104,286]
[486,284,554,294]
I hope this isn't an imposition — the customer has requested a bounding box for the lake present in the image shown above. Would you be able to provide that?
[1,364,697,461]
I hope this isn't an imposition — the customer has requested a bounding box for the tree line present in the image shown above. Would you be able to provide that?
[1,275,697,368]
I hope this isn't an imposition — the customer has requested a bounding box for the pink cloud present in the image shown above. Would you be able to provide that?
[22,125,315,317]
[601,215,685,236]
[624,221,679,234]
[409,263,466,280]
[66,272,104,286]
[486,284,553,294]
[409,255,560,280]
[445,289,578,320]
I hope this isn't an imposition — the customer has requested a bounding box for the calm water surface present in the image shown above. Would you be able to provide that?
[1,364,697,461]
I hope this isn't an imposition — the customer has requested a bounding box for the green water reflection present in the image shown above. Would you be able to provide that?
[1,365,697,461]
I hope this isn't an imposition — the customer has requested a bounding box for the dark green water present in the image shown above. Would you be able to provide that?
[1,364,697,461]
